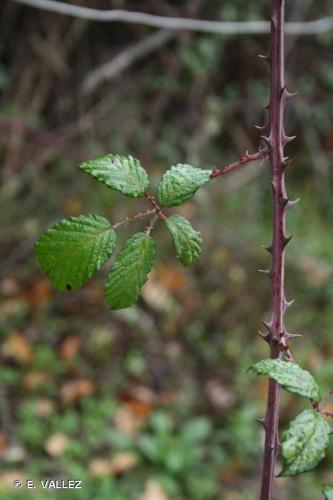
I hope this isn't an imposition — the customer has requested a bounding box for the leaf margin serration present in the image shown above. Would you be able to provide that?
[79,154,149,197]
[104,232,156,310]
[279,409,331,476]
[166,214,203,266]
[35,214,117,291]
[157,164,212,207]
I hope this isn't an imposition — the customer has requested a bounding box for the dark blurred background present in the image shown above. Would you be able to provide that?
[1,1,333,499]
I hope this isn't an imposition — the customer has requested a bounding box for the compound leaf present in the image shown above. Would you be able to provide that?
[280,409,331,476]
[249,359,321,402]
[157,164,211,207]
[80,154,149,197]
[105,233,155,310]
[166,214,203,266]
[35,214,117,291]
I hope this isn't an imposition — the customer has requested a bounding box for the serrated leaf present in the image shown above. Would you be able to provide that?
[157,164,212,207]
[79,154,149,197]
[249,359,321,402]
[165,215,203,266]
[105,233,155,310]
[323,485,333,499]
[35,214,117,291]
[280,409,331,476]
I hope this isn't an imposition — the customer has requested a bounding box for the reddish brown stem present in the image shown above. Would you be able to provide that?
[112,208,157,229]
[210,148,268,178]
[144,192,168,220]
[259,1,296,499]
[322,412,333,419]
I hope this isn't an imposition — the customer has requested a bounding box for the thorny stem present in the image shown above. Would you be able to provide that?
[259,1,296,499]
[210,147,268,179]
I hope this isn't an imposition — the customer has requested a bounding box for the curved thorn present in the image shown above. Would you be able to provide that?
[262,320,273,332]
[262,244,273,255]
[258,269,272,277]
[258,330,271,344]
[284,332,303,341]
[282,134,296,145]
[255,123,269,133]
[282,235,293,248]
[284,298,295,308]
[287,198,300,209]
[256,418,267,428]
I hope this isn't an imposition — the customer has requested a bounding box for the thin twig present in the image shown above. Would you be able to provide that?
[321,411,333,419]
[145,214,159,236]
[144,193,167,221]
[210,148,268,179]
[82,30,175,95]
[112,208,157,230]
[12,0,333,36]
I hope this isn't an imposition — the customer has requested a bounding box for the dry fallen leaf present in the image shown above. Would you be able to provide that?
[2,331,32,364]
[0,471,28,491]
[89,458,112,478]
[114,403,150,436]
[35,398,55,418]
[44,433,69,457]
[139,479,168,500]
[155,264,187,294]
[109,452,137,474]
[23,371,51,389]
[89,452,137,477]
[20,279,52,307]
[60,379,94,403]
[60,335,81,361]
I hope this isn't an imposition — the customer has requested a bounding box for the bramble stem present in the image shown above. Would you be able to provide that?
[112,207,157,229]
[145,214,159,235]
[144,192,167,220]
[260,1,296,499]
[210,148,268,179]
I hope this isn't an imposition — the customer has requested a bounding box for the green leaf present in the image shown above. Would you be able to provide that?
[280,409,331,476]
[35,214,117,291]
[166,215,203,266]
[323,485,333,499]
[79,154,149,197]
[249,359,321,402]
[157,164,211,207]
[181,417,212,443]
[105,233,155,310]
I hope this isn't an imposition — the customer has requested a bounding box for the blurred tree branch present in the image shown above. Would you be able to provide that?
[82,30,175,96]
[12,0,333,36]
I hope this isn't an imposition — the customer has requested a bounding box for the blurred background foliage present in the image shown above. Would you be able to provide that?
[1,0,333,498]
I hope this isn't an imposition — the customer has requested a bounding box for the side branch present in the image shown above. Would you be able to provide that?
[13,1,333,36]
[210,148,268,179]
[112,208,157,230]
[144,192,167,220]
